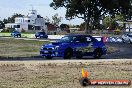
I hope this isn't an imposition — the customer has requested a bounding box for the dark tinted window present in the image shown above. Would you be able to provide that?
[128,34,132,37]
[59,36,74,43]
[73,36,86,43]
[39,32,45,35]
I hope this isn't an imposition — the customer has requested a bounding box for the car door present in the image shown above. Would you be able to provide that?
[82,36,94,54]
[73,36,93,53]
[73,36,87,48]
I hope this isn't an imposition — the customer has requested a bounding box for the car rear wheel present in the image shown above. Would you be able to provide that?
[19,35,21,38]
[122,38,125,43]
[93,48,102,59]
[129,39,132,44]
[45,56,53,59]
[63,49,73,59]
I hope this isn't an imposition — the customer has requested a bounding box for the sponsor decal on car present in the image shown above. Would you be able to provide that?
[76,43,94,52]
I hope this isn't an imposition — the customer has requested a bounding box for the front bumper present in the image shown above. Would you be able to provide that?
[40,49,63,57]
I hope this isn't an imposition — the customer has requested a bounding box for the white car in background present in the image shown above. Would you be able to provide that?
[122,33,132,43]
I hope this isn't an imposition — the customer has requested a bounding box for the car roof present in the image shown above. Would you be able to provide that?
[13,31,19,32]
[65,34,92,37]
[37,31,45,33]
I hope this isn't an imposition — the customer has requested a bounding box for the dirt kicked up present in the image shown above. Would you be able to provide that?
[0,60,131,88]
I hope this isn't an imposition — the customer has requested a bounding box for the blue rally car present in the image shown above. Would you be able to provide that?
[40,35,107,59]
[11,31,21,37]
[35,32,48,39]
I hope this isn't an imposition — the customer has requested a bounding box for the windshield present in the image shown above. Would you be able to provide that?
[13,31,19,33]
[59,36,75,43]
[58,35,93,43]
[36,32,45,35]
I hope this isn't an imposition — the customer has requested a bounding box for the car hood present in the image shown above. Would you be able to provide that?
[43,42,63,47]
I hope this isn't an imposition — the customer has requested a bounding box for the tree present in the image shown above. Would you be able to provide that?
[0,20,5,29]
[3,13,24,23]
[50,0,132,34]
[8,13,24,23]
[44,16,50,23]
[60,24,69,29]
[3,19,8,24]
[103,14,125,30]
[52,13,62,26]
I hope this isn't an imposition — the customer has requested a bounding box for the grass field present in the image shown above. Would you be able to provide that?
[0,38,49,57]
[0,60,131,88]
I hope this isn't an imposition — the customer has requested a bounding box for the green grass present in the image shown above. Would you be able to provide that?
[0,33,35,38]
[0,38,49,57]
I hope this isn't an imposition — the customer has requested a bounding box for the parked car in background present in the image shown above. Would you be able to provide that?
[35,32,48,39]
[40,34,107,59]
[122,33,132,43]
[11,31,21,37]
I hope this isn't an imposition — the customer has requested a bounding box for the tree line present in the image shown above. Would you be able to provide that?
[50,0,132,34]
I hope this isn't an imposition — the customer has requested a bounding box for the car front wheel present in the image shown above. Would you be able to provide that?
[45,56,53,59]
[63,49,73,59]
[122,38,125,43]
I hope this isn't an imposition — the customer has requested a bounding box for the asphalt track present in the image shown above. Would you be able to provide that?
[103,42,132,59]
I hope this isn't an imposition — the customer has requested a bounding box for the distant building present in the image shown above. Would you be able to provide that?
[117,17,132,32]
[5,10,47,33]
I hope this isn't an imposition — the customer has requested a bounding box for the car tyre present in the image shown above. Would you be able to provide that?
[63,49,73,59]
[19,35,21,38]
[45,56,53,59]
[122,38,125,43]
[93,48,102,59]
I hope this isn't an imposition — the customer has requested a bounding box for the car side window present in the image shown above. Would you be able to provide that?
[73,36,85,43]
[43,32,45,35]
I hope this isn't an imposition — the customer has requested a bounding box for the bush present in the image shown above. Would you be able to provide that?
[1,28,15,33]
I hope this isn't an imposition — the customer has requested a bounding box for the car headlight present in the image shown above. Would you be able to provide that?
[55,46,59,50]
[41,46,44,49]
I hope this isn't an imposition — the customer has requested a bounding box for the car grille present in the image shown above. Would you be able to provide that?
[41,47,54,54]
[43,48,53,50]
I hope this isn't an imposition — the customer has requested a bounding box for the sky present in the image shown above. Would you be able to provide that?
[0,0,84,25]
